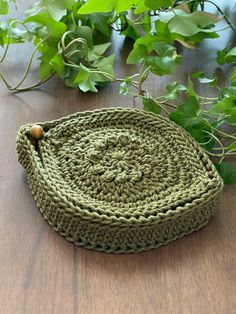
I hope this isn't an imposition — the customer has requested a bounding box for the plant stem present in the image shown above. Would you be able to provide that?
[213,127,236,140]
[203,0,236,34]
[158,101,178,109]
[149,96,170,114]
[206,149,236,157]
[0,36,50,91]
[138,64,151,95]
[9,73,56,92]
[0,20,31,63]
[71,12,77,27]
[115,77,139,89]
[202,129,225,156]
[201,86,211,108]
[0,33,11,63]
[215,25,231,33]
[199,96,218,100]
[138,62,146,95]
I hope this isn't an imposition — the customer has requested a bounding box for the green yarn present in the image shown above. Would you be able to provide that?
[16,108,223,253]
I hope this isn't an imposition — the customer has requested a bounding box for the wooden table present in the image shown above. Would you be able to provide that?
[0,1,236,313]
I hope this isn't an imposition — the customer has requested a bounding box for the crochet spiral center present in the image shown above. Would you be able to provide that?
[45,112,211,208]
[88,134,145,183]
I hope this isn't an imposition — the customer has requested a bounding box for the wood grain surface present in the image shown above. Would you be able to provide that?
[0,1,236,313]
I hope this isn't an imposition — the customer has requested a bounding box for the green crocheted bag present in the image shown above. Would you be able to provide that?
[16,108,223,253]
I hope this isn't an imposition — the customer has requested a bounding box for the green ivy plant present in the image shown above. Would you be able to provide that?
[1,0,236,184]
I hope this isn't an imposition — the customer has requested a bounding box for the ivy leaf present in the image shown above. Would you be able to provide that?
[103,0,133,13]
[121,23,140,41]
[154,19,202,48]
[209,96,235,115]
[88,42,111,62]
[0,0,8,15]
[188,0,203,12]
[90,13,111,36]
[186,31,219,44]
[78,0,134,14]
[191,71,217,86]
[189,122,214,149]
[144,0,173,10]
[187,76,198,98]
[39,59,54,80]
[230,106,236,124]
[170,96,201,128]
[134,0,148,14]
[127,44,148,64]
[217,47,236,65]
[119,77,132,95]
[49,53,64,75]
[78,0,113,14]
[159,9,221,37]
[134,33,159,53]
[35,35,60,80]
[227,139,236,151]
[0,19,33,44]
[76,26,93,48]
[120,17,140,41]
[165,82,187,99]
[149,55,180,75]
[63,67,78,88]
[93,43,111,56]
[170,97,213,146]
[154,20,175,44]
[38,44,58,79]
[219,86,236,99]
[24,13,67,38]
[74,64,98,92]
[141,14,151,33]
[75,55,115,92]
[226,47,236,58]
[152,42,175,56]
[0,32,7,46]
[198,77,216,85]
[146,42,180,75]
[47,0,74,20]
[93,54,115,79]
[230,67,236,84]
[143,97,161,114]
[25,0,74,21]
[217,48,229,65]
[214,162,236,185]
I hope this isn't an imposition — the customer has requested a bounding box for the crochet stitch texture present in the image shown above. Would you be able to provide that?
[16,108,223,253]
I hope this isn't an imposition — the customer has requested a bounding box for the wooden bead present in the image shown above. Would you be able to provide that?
[30,125,44,140]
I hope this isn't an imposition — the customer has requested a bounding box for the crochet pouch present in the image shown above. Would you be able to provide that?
[16,108,223,253]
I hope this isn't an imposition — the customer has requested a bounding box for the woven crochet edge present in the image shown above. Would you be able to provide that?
[37,191,220,253]
[53,219,215,254]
